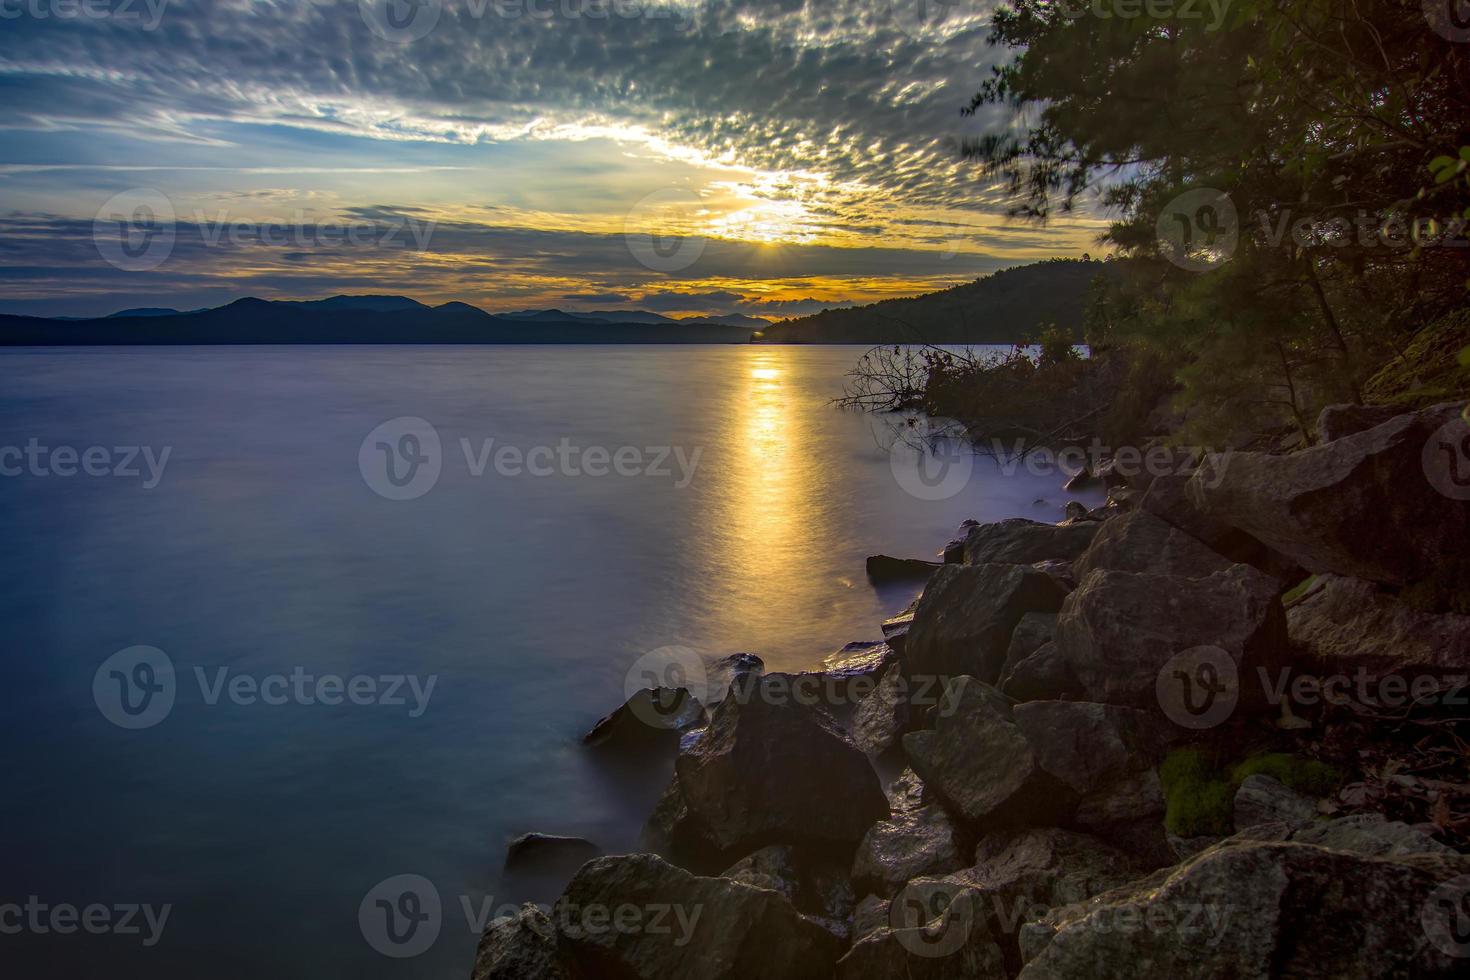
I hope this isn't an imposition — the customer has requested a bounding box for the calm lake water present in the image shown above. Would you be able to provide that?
[0,345,1090,978]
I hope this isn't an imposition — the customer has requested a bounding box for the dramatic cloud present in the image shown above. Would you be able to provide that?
[0,0,1107,314]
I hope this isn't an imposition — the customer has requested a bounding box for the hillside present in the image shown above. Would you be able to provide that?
[0,296,755,345]
[760,258,1112,344]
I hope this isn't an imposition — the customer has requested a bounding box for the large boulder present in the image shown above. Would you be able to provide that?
[866,555,943,584]
[848,662,912,756]
[719,844,854,939]
[905,564,1068,686]
[1287,574,1470,682]
[556,853,842,979]
[1290,813,1455,857]
[1140,471,1300,581]
[962,518,1101,566]
[1012,701,1170,862]
[1188,401,1470,585]
[1233,775,1316,831]
[902,677,1070,830]
[852,770,965,898]
[1071,510,1234,582]
[1053,565,1286,710]
[1000,613,1058,682]
[1019,840,1470,978]
[583,688,705,750]
[1317,402,1403,443]
[471,904,574,980]
[999,641,1079,704]
[657,675,887,865]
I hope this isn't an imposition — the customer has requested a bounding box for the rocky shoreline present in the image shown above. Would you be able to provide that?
[474,400,1470,979]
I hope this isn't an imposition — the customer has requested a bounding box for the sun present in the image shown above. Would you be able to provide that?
[705,200,813,246]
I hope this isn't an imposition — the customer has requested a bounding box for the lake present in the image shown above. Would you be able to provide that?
[0,345,1091,978]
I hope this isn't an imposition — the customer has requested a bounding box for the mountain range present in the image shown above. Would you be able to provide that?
[0,296,760,345]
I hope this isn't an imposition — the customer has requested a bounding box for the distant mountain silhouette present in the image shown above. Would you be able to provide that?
[679,313,773,329]
[107,307,185,318]
[759,259,1113,344]
[0,296,755,345]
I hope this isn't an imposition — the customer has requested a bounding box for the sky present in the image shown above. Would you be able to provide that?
[0,0,1108,318]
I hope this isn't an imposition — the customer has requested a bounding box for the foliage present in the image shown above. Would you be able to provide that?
[1231,752,1343,797]
[1160,748,1234,837]
[1362,307,1470,408]
[967,2,1470,444]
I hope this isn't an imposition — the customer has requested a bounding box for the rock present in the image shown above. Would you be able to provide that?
[880,600,919,657]
[849,662,911,756]
[1233,774,1316,831]
[943,520,978,563]
[1188,401,1470,585]
[1030,559,1078,593]
[1290,813,1454,857]
[1062,501,1091,522]
[1287,573,1470,682]
[583,688,705,749]
[556,853,842,979]
[836,919,1007,980]
[1011,702,1165,798]
[962,518,1101,566]
[1072,510,1234,582]
[1018,840,1470,978]
[852,772,965,898]
[866,555,943,584]
[963,827,1146,934]
[904,564,1068,686]
[851,894,890,943]
[660,676,888,864]
[999,641,1079,703]
[902,677,1070,829]
[1002,613,1058,677]
[719,844,855,937]
[471,904,572,980]
[1140,470,1301,581]
[1317,402,1403,442]
[1053,565,1285,709]
[706,653,764,703]
[821,640,895,679]
[504,834,603,878]
[1063,466,1101,491]
[1012,701,1169,861]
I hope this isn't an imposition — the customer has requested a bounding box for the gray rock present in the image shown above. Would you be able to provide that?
[1140,470,1300,581]
[1287,574,1470,682]
[556,853,842,979]
[504,834,603,878]
[1001,613,1058,682]
[836,921,1007,979]
[962,518,1101,566]
[1054,565,1285,709]
[719,844,855,937]
[706,653,764,704]
[1317,403,1403,443]
[902,677,1070,829]
[851,772,964,898]
[1233,774,1316,831]
[964,827,1146,930]
[905,564,1068,686]
[471,904,572,980]
[851,894,890,943]
[1188,401,1470,585]
[583,688,705,748]
[880,600,919,657]
[866,555,943,584]
[1019,840,1470,978]
[1072,510,1235,582]
[1291,813,1454,857]
[663,675,888,862]
[849,662,911,756]
[999,641,1079,703]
